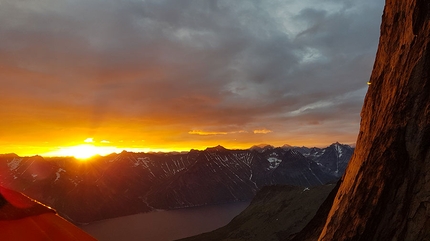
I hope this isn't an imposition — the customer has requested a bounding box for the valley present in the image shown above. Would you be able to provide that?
[80,201,250,241]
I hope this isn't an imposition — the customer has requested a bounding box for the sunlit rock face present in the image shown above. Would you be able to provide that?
[294,0,430,240]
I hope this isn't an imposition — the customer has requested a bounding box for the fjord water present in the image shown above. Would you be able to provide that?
[80,202,250,241]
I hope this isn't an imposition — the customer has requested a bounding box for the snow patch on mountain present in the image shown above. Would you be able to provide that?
[335,143,343,158]
[55,168,66,182]
[7,158,23,171]
[137,157,151,168]
[267,157,282,170]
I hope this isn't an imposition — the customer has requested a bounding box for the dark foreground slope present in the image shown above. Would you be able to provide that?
[292,0,430,240]
[178,184,336,241]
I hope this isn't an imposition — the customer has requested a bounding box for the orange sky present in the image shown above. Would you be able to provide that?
[0,1,385,157]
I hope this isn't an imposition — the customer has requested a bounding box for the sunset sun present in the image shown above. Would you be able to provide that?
[45,144,118,160]
[40,137,125,160]
[54,144,102,160]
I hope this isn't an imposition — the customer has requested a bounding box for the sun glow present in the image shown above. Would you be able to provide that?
[46,144,116,160]
[39,137,195,160]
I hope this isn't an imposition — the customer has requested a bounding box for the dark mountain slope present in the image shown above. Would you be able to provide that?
[178,184,335,241]
[0,143,352,223]
[268,149,335,186]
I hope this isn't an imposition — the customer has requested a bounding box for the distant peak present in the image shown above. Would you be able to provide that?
[119,150,131,155]
[331,142,342,146]
[281,144,293,150]
[252,143,273,148]
[250,144,274,152]
[205,145,227,151]
[0,153,19,158]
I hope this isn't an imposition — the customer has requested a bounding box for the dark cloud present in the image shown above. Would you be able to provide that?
[0,0,385,152]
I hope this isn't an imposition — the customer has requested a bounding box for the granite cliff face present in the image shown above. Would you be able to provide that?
[293,0,430,240]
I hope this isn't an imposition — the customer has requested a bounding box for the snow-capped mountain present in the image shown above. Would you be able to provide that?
[0,143,353,223]
[294,142,354,177]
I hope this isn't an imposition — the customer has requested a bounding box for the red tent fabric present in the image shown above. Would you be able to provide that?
[0,186,97,241]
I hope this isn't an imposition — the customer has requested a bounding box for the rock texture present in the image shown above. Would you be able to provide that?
[293,0,430,240]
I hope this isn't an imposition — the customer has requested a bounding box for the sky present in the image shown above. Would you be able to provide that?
[0,0,385,157]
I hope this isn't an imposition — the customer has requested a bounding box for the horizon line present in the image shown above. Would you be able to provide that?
[1,141,356,159]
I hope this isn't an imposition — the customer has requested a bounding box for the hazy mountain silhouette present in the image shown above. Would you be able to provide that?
[0,143,352,223]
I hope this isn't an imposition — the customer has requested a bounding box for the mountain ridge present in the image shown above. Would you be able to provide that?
[1,142,355,159]
[0,143,353,223]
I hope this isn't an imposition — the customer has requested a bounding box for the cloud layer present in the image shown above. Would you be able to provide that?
[0,0,385,154]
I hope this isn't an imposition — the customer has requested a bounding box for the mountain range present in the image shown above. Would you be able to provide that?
[0,142,353,223]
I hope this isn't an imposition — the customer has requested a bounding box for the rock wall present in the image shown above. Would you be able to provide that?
[296,0,430,240]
